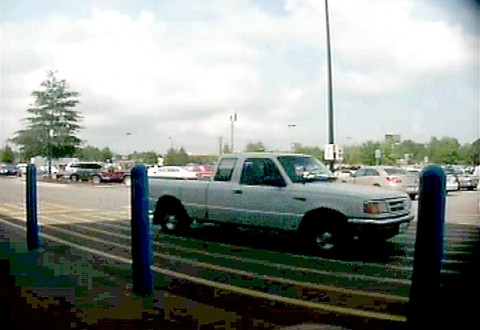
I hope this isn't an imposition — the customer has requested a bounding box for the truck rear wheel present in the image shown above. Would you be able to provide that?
[154,200,190,235]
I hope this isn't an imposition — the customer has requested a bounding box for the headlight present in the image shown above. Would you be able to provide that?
[363,201,389,214]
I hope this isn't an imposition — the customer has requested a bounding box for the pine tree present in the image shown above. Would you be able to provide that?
[12,71,83,167]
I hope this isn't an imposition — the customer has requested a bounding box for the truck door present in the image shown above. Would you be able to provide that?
[234,158,295,230]
[206,157,238,223]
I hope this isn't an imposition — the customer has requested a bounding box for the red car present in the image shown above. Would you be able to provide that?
[184,164,215,179]
[93,165,131,185]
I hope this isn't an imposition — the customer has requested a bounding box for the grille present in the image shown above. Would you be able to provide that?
[387,198,407,213]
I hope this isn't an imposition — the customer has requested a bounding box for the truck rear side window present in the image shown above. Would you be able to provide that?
[214,158,237,182]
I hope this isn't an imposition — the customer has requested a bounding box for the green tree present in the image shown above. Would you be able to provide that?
[359,141,382,165]
[470,139,480,165]
[164,147,189,165]
[188,154,218,165]
[457,143,472,165]
[75,146,112,162]
[244,141,267,152]
[130,151,158,165]
[343,144,363,164]
[0,144,15,163]
[395,140,427,164]
[427,137,460,164]
[11,71,83,166]
[292,144,324,161]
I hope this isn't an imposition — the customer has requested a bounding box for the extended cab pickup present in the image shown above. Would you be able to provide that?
[149,153,414,252]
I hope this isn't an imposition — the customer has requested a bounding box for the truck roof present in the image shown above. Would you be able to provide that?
[220,152,311,158]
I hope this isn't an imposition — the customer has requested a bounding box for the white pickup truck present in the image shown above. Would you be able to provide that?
[149,153,414,252]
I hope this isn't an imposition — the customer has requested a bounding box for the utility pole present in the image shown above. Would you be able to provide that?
[230,113,237,153]
[325,0,335,171]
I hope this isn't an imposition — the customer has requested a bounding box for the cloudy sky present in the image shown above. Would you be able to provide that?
[1,0,478,155]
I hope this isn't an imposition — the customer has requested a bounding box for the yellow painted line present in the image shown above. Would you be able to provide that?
[91,220,447,279]
[87,213,129,221]
[1,203,25,211]
[36,216,412,297]
[60,216,414,283]
[0,218,407,323]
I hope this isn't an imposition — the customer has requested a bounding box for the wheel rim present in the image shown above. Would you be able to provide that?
[92,176,100,184]
[315,231,335,251]
[124,177,131,185]
[164,214,178,231]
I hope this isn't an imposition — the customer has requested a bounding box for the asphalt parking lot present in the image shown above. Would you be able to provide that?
[0,176,478,329]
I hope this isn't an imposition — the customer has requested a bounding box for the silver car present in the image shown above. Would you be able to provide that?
[346,166,419,200]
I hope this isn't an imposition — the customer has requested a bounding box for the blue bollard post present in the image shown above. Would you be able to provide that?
[130,165,153,296]
[408,164,445,327]
[26,164,41,250]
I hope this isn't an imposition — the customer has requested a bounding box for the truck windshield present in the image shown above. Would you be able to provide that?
[277,156,333,183]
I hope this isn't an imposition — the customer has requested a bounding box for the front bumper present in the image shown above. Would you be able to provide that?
[348,213,414,240]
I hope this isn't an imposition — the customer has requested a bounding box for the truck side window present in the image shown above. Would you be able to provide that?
[240,160,262,185]
[214,158,237,182]
[240,158,283,186]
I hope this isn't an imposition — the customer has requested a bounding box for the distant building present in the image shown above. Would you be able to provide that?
[385,134,401,143]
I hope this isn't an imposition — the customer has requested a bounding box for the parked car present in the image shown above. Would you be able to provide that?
[63,161,104,181]
[345,166,419,200]
[454,170,477,191]
[442,166,462,192]
[93,164,131,185]
[148,165,198,179]
[37,165,59,176]
[445,173,459,192]
[0,163,20,176]
[184,164,215,179]
[16,163,28,175]
[405,166,459,193]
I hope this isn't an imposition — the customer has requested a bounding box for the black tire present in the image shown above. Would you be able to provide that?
[300,212,349,254]
[70,174,79,182]
[154,200,190,235]
[409,194,416,200]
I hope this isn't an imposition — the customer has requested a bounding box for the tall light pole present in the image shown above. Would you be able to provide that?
[230,113,237,153]
[168,136,173,150]
[325,0,335,171]
[288,124,296,152]
[125,132,132,160]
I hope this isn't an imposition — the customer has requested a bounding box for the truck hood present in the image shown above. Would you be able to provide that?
[291,181,408,200]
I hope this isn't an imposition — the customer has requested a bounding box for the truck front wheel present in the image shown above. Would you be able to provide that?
[300,210,350,255]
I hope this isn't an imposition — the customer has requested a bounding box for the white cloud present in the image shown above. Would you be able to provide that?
[1,0,478,154]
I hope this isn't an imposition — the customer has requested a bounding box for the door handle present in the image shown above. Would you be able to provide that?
[233,189,243,194]
[293,197,306,202]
